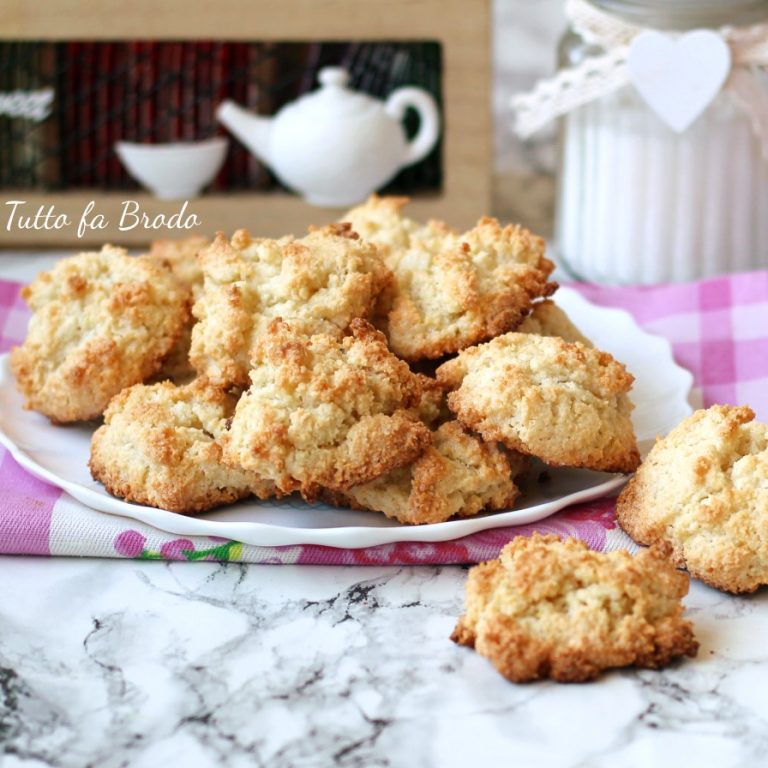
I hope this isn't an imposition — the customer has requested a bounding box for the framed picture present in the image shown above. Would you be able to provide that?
[0,0,491,245]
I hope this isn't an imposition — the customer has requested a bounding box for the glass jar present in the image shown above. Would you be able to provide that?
[554,0,768,283]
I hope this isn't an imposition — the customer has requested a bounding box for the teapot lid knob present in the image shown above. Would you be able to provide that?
[318,67,350,89]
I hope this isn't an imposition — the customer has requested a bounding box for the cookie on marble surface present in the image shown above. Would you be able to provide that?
[324,421,527,525]
[189,223,390,387]
[11,247,187,422]
[617,404,768,594]
[516,299,592,346]
[342,195,556,361]
[220,318,432,495]
[90,378,275,513]
[436,333,639,473]
[451,533,698,683]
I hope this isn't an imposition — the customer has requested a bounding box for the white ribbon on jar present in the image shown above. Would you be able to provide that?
[511,0,768,153]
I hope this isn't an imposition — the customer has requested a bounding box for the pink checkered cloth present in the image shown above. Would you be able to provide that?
[1,272,767,564]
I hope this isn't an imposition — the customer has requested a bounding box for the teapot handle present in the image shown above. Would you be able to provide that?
[385,87,440,167]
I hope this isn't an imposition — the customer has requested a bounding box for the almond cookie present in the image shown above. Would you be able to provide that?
[436,333,639,473]
[90,379,275,513]
[516,299,592,346]
[190,223,390,387]
[11,247,187,422]
[147,235,208,297]
[617,405,768,594]
[342,195,555,361]
[220,318,432,495]
[147,237,210,384]
[151,322,197,385]
[324,421,527,525]
[409,373,449,427]
[451,534,698,683]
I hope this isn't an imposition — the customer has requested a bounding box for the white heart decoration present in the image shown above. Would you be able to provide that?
[627,30,732,133]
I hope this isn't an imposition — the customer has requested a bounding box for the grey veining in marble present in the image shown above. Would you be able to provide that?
[3,557,768,768]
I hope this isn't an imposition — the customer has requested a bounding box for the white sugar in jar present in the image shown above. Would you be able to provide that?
[555,0,768,284]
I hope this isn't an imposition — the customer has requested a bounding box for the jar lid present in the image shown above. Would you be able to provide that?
[589,0,768,29]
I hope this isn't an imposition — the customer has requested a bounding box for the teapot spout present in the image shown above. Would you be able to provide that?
[216,100,273,165]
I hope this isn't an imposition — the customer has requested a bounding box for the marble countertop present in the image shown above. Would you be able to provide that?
[3,557,768,767]
[3,254,768,768]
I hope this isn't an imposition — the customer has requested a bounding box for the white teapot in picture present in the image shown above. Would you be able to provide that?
[216,67,440,207]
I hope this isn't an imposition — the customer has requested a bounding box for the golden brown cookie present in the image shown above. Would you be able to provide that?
[11,247,187,422]
[220,318,432,495]
[436,333,639,473]
[147,236,209,383]
[151,322,197,385]
[451,533,698,683]
[340,195,419,259]
[325,421,527,525]
[516,299,592,346]
[617,404,768,594]
[409,373,448,427]
[190,223,390,387]
[147,235,208,297]
[342,195,555,361]
[90,378,275,513]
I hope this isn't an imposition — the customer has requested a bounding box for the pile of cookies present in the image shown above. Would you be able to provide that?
[14,194,766,685]
[11,195,640,523]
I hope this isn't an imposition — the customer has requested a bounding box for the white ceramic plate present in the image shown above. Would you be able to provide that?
[0,288,693,548]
